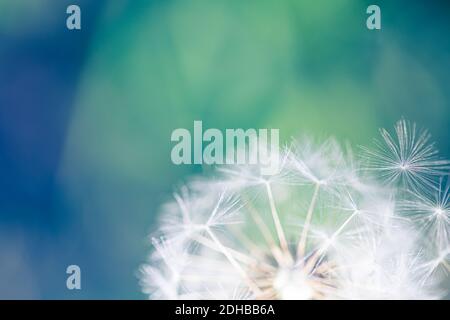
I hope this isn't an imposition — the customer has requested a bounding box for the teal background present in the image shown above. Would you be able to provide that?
[0,0,449,298]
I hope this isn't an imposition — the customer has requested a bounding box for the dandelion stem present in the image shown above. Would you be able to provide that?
[305,210,358,272]
[265,182,290,256]
[332,210,358,240]
[244,196,288,266]
[205,228,262,295]
[244,196,277,248]
[442,260,450,272]
[191,233,275,272]
[298,182,320,257]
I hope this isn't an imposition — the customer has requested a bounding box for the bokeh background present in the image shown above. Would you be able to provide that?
[0,0,449,299]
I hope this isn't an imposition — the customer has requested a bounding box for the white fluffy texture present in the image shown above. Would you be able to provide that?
[140,120,450,300]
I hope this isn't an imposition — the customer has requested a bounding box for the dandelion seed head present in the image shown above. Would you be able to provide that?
[141,120,450,300]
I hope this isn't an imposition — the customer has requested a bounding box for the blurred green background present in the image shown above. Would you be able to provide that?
[0,0,449,298]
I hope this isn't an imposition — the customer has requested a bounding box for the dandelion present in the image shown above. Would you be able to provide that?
[140,120,450,300]
[400,178,450,249]
[361,119,450,191]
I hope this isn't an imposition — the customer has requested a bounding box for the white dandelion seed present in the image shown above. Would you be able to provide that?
[141,119,450,300]
[400,178,450,249]
[139,238,189,299]
[361,119,450,191]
